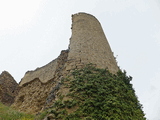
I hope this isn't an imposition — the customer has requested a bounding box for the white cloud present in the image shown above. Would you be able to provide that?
[133,0,150,12]
[153,27,160,46]
[94,0,150,15]
[143,69,160,119]
[0,0,45,31]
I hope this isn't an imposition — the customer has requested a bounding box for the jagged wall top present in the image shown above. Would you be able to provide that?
[19,12,119,86]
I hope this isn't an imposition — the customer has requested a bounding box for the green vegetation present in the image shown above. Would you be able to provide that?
[0,102,35,120]
[41,64,146,120]
[2,64,145,120]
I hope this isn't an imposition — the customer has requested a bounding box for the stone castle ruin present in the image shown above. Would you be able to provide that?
[12,13,119,113]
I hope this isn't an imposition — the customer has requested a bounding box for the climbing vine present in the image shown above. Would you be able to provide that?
[41,64,146,120]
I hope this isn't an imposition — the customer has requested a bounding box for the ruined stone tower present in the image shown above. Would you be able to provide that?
[13,13,119,114]
[19,12,118,86]
[68,13,118,73]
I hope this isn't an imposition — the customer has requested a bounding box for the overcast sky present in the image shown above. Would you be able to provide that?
[0,0,160,119]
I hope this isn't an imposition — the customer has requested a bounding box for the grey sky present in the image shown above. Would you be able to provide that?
[0,0,160,119]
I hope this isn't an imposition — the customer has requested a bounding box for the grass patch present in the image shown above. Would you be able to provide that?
[0,102,35,120]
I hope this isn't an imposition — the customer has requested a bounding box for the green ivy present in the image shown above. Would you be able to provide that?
[44,64,146,120]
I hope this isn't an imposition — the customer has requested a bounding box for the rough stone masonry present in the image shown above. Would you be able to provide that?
[12,13,119,114]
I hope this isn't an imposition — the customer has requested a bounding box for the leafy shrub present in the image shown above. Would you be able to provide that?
[41,64,146,120]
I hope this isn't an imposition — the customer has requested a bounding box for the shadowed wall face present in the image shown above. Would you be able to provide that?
[68,13,119,73]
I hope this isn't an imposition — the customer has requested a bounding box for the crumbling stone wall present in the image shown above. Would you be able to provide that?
[13,78,52,113]
[19,12,118,87]
[19,50,69,86]
[13,50,69,113]
[19,60,57,86]
[13,13,119,114]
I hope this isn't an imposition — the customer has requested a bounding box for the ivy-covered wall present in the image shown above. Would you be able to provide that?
[39,64,146,120]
